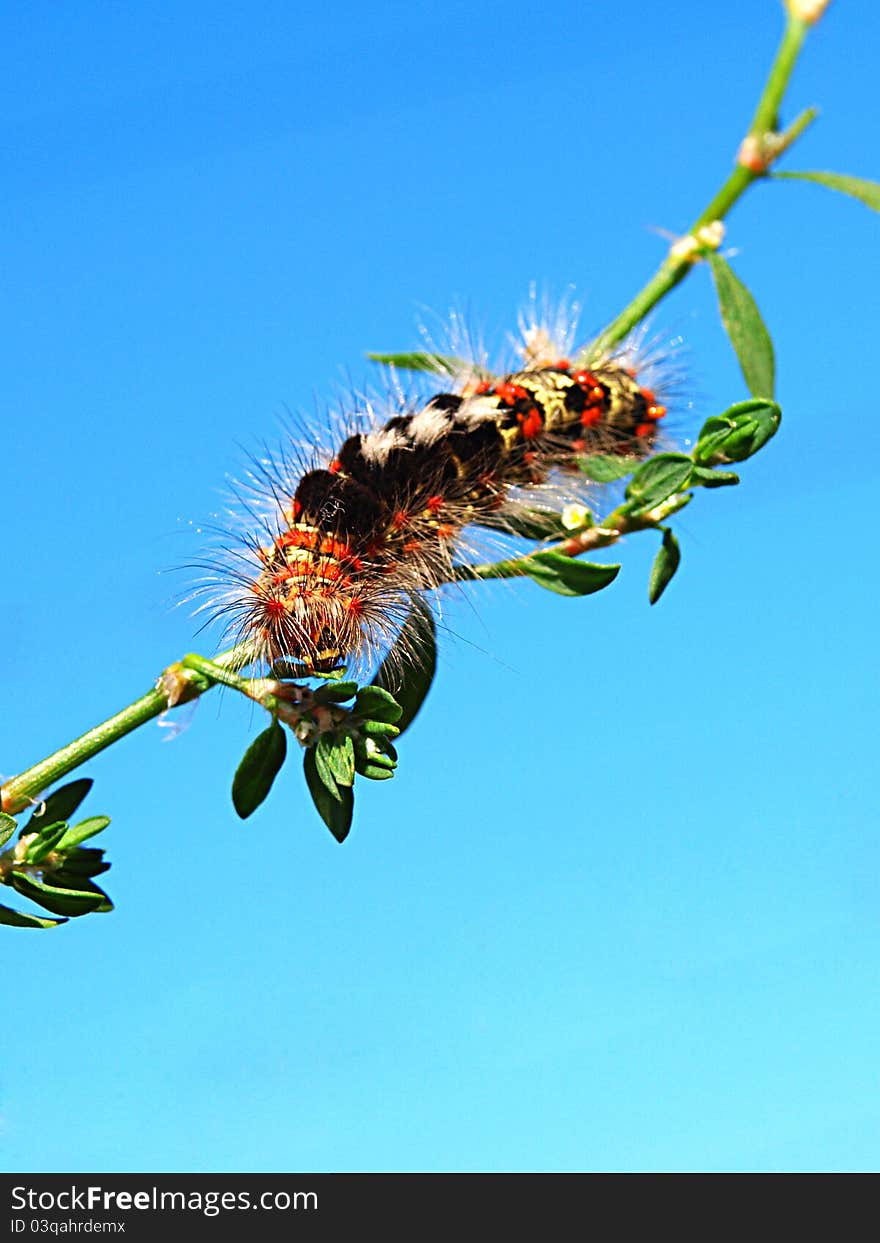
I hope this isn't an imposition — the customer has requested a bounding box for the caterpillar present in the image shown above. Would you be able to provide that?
[201,318,672,678]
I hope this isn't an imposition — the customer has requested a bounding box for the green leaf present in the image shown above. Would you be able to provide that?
[653,492,693,520]
[708,252,775,398]
[303,750,354,843]
[773,170,880,213]
[45,873,113,911]
[372,597,437,734]
[366,351,470,377]
[358,719,401,739]
[55,816,112,851]
[360,745,395,765]
[649,529,681,605]
[353,735,398,781]
[231,721,288,819]
[0,901,66,929]
[24,821,69,864]
[578,454,636,483]
[314,734,356,791]
[625,453,694,511]
[353,735,397,768]
[317,734,355,788]
[312,681,359,704]
[353,685,403,725]
[693,399,781,465]
[9,872,106,917]
[312,737,342,800]
[312,666,348,681]
[521,551,620,597]
[0,813,17,849]
[53,847,110,878]
[689,465,740,488]
[24,778,93,833]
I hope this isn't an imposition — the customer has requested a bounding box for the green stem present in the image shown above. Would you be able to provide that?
[747,15,809,137]
[587,13,811,361]
[0,13,819,815]
[182,653,259,697]
[0,645,250,815]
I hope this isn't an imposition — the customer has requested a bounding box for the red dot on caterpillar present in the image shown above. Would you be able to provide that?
[519,408,543,439]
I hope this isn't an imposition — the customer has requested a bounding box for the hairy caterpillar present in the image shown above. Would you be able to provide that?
[201,318,671,677]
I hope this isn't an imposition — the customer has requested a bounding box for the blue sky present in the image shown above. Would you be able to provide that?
[2,0,878,1172]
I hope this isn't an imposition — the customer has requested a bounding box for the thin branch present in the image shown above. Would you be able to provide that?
[585,12,813,363]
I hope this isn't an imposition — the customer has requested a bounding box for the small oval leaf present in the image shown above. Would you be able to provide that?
[693,399,781,465]
[358,719,401,739]
[24,778,93,833]
[357,765,395,781]
[522,552,620,597]
[303,750,354,843]
[313,736,344,801]
[649,529,682,605]
[312,681,359,704]
[0,901,66,929]
[322,735,355,788]
[625,454,694,511]
[24,821,69,864]
[46,873,113,911]
[232,721,288,819]
[353,686,403,725]
[690,466,740,488]
[9,872,106,917]
[56,816,112,851]
[708,252,775,398]
[54,848,110,878]
[578,454,636,483]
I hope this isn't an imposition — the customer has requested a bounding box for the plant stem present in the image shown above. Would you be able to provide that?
[0,646,248,815]
[586,13,812,362]
[0,12,819,815]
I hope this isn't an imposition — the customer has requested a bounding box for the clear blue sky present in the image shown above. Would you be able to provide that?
[2,0,878,1173]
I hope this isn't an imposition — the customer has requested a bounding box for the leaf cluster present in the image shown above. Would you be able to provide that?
[0,779,113,929]
[230,603,438,842]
